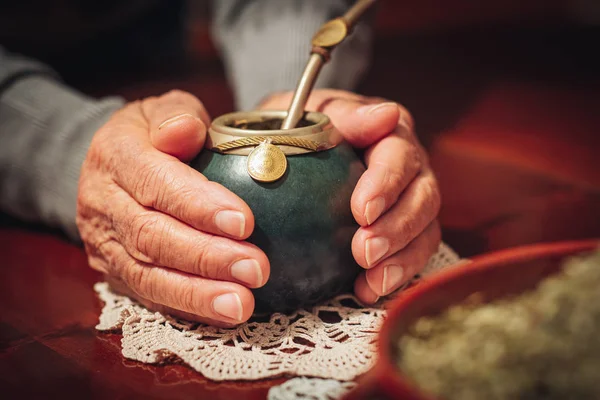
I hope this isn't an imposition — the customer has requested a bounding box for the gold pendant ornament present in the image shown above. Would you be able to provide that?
[246,139,288,183]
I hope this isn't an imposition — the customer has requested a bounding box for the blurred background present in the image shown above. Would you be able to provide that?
[1,0,598,257]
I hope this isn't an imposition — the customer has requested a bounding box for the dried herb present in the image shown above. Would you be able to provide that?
[397,250,600,400]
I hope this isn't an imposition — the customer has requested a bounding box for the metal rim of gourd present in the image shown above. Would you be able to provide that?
[206,110,342,156]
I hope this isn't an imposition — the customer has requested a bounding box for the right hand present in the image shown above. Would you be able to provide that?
[76,90,270,326]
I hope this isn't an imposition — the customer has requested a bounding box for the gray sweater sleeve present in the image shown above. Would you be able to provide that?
[211,0,373,110]
[0,47,125,241]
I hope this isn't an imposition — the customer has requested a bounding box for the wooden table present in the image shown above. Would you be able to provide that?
[0,229,286,399]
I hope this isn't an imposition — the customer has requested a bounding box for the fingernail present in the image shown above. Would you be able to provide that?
[358,102,397,116]
[230,259,263,287]
[215,210,246,238]
[212,293,243,321]
[382,265,404,294]
[158,113,194,130]
[365,237,390,267]
[365,196,385,225]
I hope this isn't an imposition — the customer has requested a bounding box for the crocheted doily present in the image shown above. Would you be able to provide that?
[95,242,461,382]
[268,378,357,400]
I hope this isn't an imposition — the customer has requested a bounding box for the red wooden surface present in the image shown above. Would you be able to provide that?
[0,230,285,399]
[432,82,600,256]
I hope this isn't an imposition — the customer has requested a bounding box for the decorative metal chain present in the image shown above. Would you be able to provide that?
[214,136,321,153]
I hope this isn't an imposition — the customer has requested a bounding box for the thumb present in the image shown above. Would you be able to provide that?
[320,99,402,148]
[145,90,212,161]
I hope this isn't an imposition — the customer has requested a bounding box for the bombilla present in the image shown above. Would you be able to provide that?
[280,0,377,130]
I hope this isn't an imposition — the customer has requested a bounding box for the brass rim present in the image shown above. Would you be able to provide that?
[206,110,341,156]
[205,110,341,183]
[213,136,321,153]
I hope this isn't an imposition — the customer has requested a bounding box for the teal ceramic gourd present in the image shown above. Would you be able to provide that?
[189,110,365,313]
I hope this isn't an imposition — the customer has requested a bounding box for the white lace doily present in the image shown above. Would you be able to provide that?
[95,242,461,382]
[268,378,357,400]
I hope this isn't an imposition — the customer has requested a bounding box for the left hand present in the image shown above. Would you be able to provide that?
[259,89,441,304]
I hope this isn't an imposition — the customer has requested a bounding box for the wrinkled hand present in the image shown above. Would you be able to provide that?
[259,89,441,304]
[77,90,270,326]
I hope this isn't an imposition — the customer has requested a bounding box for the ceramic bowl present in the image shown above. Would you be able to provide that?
[344,239,600,400]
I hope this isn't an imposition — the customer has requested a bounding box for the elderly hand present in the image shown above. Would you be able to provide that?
[77,90,270,326]
[259,89,441,304]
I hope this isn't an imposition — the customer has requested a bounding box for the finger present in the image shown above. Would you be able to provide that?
[351,129,422,226]
[366,220,441,296]
[110,189,269,288]
[104,240,255,324]
[317,98,401,148]
[112,151,254,239]
[302,89,415,133]
[258,90,405,148]
[352,170,441,269]
[143,90,211,161]
[105,275,239,327]
[354,273,380,304]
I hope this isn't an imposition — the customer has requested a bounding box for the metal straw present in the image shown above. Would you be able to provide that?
[281,0,377,130]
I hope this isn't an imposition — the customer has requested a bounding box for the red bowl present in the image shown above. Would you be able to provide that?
[344,239,600,400]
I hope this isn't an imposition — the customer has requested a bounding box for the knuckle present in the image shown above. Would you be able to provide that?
[130,212,166,263]
[77,203,118,261]
[75,199,91,230]
[199,205,217,232]
[398,217,418,246]
[134,159,176,208]
[193,235,226,277]
[192,237,210,276]
[126,262,154,299]
[180,283,204,314]
[78,215,103,247]
[134,164,158,206]
[403,142,422,172]
[103,243,126,276]
[421,177,441,217]
[172,185,200,221]
[385,167,405,192]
